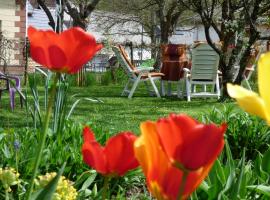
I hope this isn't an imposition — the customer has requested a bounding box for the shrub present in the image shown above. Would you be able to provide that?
[200,106,270,160]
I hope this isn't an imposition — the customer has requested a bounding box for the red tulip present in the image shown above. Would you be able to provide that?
[82,126,139,176]
[156,114,227,171]
[134,121,216,200]
[28,26,103,74]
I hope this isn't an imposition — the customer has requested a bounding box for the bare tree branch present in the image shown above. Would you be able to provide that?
[37,0,55,29]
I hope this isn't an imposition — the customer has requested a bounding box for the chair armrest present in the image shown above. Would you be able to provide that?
[245,67,255,71]
[135,67,154,73]
[183,68,190,73]
[183,68,190,78]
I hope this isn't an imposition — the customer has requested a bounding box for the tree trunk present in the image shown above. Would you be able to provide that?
[73,21,88,86]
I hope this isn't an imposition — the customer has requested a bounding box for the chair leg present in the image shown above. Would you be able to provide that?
[167,81,172,96]
[192,85,196,93]
[243,77,251,90]
[128,78,140,99]
[10,91,15,111]
[186,78,191,102]
[149,78,161,98]
[122,80,130,96]
[160,80,165,96]
[216,75,221,98]
[203,84,207,92]
[177,79,182,98]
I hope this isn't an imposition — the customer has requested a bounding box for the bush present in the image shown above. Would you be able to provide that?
[100,70,112,86]
[200,106,270,160]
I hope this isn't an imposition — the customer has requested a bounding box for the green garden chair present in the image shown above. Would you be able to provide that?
[183,43,220,101]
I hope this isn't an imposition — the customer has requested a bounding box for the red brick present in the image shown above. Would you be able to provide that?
[15,10,25,16]
[15,32,25,38]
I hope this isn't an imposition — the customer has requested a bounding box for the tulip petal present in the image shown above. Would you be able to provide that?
[60,27,103,73]
[82,142,107,174]
[104,132,138,176]
[48,45,67,70]
[156,114,198,165]
[83,126,96,142]
[30,46,47,67]
[177,123,226,170]
[82,127,107,174]
[136,121,181,200]
[27,26,102,74]
[258,52,270,114]
[227,83,270,122]
[185,162,214,197]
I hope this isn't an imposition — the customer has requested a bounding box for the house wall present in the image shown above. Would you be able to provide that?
[170,25,220,45]
[0,0,26,75]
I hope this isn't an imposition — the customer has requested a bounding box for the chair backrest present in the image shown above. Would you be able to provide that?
[191,43,219,82]
[244,47,262,80]
[112,45,137,79]
[161,44,187,62]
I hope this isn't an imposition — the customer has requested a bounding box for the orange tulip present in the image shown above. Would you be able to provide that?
[156,114,226,170]
[28,26,103,74]
[82,126,139,176]
[134,121,216,200]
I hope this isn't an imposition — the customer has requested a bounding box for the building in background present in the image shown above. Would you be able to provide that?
[0,0,26,75]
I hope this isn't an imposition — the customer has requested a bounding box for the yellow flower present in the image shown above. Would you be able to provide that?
[35,172,77,200]
[227,52,270,125]
[0,167,20,192]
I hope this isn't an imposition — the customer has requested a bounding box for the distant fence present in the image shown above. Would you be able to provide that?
[85,62,108,72]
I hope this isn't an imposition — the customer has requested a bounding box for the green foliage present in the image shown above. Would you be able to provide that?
[201,106,270,160]
[100,70,112,86]
[2,74,270,199]
[113,67,128,84]
[193,143,270,200]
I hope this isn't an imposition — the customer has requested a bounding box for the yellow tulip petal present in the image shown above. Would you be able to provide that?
[134,135,148,173]
[258,52,270,114]
[227,83,270,123]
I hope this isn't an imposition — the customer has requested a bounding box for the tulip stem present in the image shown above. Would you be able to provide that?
[25,73,60,200]
[5,190,9,200]
[102,177,110,200]
[177,170,189,200]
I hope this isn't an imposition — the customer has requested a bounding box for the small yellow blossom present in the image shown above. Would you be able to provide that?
[35,172,77,200]
[0,167,20,192]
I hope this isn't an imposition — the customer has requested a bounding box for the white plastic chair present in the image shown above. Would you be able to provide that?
[183,43,220,101]
[112,45,164,99]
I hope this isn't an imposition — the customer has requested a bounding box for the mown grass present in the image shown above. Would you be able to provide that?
[0,82,237,134]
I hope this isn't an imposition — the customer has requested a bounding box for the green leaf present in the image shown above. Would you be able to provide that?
[199,181,210,192]
[262,147,270,174]
[247,185,270,197]
[30,162,66,200]
[230,148,246,199]
[215,159,226,185]
[2,144,11,158]
[81,173,97,191]
[218,141,235,199]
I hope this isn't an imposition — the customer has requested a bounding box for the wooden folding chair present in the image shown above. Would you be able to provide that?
[112,45,164,98]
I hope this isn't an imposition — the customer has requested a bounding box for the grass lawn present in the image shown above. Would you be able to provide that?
[3,80,270,200]
[0,83,237,134]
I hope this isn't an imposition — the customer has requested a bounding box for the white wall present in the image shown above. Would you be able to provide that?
[0,0,20,65]
[169,25,220,45]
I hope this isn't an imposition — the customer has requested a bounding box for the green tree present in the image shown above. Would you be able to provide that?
[178,0,270,98]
